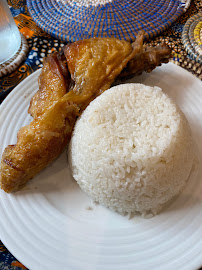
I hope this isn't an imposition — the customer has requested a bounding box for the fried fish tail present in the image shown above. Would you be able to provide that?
[0,100,79,193]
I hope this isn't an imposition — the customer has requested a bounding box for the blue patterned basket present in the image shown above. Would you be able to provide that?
[182,12,202,65]
[27,0,188,42]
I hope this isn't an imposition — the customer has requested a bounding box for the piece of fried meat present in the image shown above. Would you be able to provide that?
[29,52,71,118]
[0,34,144,193]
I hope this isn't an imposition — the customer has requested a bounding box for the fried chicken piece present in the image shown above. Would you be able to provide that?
[0,32,172,193]
[0,100,79,193]
[0,34,143,193]
[63,32,144,109]
[119,43,171,78]
[29,34,171,115]
[0,52,78,193]
[29,52,71,118]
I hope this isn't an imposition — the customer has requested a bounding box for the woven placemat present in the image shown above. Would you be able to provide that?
[27,0,190,42]
[182,12,202,64]
[193,21,202,54]
[189,19,202,55]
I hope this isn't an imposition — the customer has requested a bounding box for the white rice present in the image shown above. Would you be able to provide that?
[69,83,195,217]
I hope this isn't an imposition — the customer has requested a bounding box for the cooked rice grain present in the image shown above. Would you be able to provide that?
[69,83,195,217]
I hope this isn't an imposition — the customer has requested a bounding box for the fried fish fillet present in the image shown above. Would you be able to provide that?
[0,35,143,193]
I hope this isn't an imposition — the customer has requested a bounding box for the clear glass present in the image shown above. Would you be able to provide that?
[0,0,21,64]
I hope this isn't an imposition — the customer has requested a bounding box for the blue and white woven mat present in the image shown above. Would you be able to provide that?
[27,0,191,42]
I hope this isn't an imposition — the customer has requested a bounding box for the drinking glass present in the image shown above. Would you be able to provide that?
[0,0,21,64]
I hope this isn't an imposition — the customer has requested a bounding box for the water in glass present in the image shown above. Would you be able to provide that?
[0,0,21,64]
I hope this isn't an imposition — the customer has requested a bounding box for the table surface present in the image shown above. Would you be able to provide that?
[0,0,201,269]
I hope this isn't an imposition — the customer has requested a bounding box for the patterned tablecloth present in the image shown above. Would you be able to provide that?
[0,0,201,269]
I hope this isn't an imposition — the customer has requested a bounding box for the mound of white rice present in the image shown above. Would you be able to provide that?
[69,83,195,217]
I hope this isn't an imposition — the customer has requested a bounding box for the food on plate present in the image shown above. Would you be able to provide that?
[0,100,79,193]
[119,43,172,78]
[28,52,71,118]
[0,35,139,193]
[0,32,171,193]
[29,31,171,114]
[69,83,195,217]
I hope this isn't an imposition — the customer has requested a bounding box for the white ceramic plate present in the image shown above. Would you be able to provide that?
[0,63,201,270]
